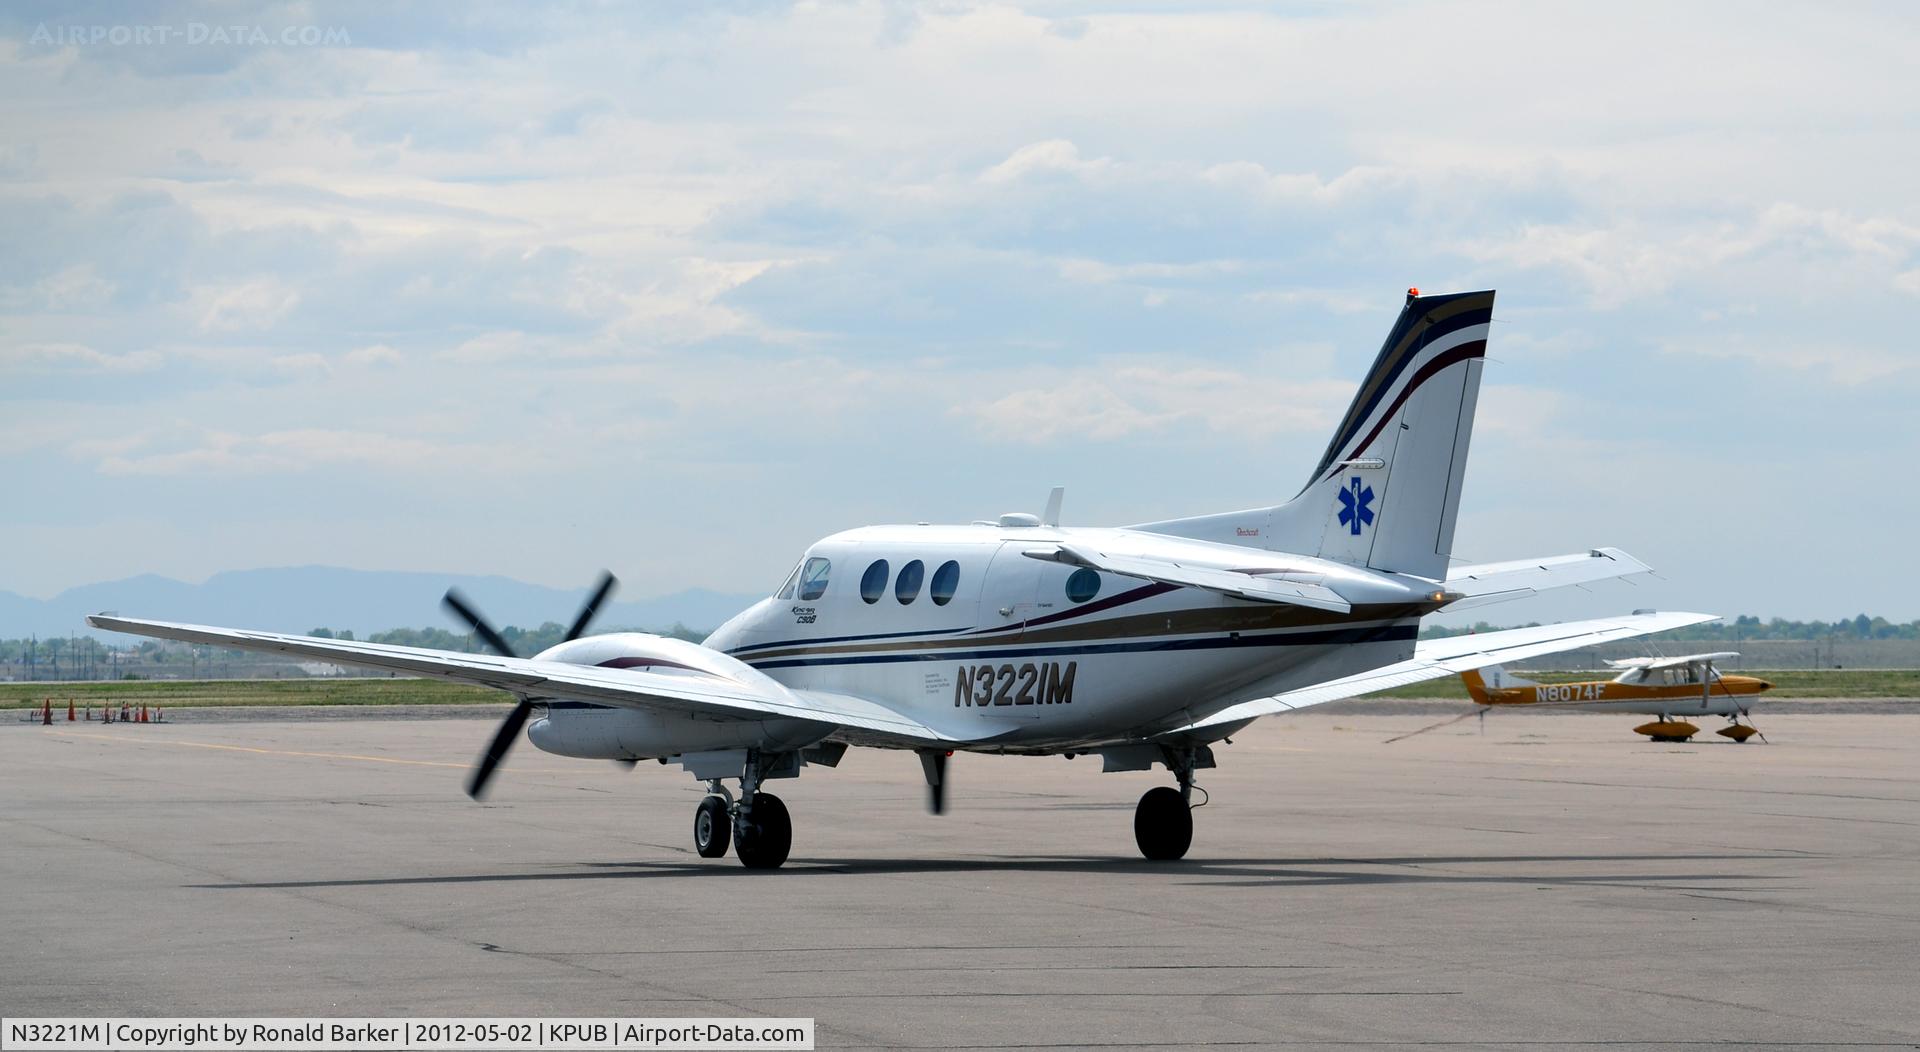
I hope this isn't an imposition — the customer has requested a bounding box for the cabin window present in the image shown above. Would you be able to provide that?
[1066,567,1101,603]
[775,561,801,600]
[895,559,924,604]
[930,560,961,606]
[859,559,890,604]
[798,557,832,601]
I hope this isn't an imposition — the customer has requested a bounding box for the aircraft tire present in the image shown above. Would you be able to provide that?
[694,795,732,858]
[1133,786,1192,861]
[735,792,792,869]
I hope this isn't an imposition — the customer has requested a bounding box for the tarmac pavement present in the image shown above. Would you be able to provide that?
[3,708,1917,1049]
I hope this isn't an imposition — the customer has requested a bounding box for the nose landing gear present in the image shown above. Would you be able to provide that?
[1134,786,1192,860]
[1133,745,1203,861]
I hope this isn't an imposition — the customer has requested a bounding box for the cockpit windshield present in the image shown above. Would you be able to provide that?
[797,557,832,601]
[775,562,801,600]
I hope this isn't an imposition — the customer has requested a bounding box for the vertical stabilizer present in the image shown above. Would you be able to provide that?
[1464,664,1535,704]
[1134,289,1493,581]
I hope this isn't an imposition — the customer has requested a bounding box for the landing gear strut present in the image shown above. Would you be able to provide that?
[1134,746,1198,861]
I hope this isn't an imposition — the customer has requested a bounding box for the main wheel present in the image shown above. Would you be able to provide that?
[694,795,732,858]
[734,792,792,870]
[1134,786,1192,861]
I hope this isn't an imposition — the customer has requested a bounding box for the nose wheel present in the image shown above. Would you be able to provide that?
[1134,786,1193,860]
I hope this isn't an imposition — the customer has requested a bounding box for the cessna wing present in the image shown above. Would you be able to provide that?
[1441,547,1653,612]
[1605,651,1739,670]
[84,614,966,747]
[1168,610,1720,733]
[1024,542,1352,613]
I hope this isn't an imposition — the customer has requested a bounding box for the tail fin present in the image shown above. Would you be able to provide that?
[1463,663,1535,704]
[1461,668,1494,704]
[1136,289,1493,580]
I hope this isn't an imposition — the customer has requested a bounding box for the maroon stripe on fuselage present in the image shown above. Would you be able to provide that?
[969,581,1180,636]
[595,656,706,673]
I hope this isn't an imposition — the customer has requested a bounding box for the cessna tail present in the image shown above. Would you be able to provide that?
[89,288,1718,868]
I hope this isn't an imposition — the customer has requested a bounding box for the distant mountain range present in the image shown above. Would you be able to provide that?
[0,567,763,640]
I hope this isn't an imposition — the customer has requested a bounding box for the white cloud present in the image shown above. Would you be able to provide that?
[981,140,1110,184]
[344,343,401,366]
[93,428,531,477]
[0,341,160,372]
[1664,340,1915,387]
[0,264,116,311]
[955,361,1347,444]
[189,278,301,332]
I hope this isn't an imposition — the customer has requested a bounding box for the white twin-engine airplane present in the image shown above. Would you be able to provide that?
[90,289,1715,869]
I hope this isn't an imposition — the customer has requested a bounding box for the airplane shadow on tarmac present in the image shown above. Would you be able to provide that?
[187,852,1786,891]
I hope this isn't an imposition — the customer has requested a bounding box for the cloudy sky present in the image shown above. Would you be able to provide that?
[3,1,1916,622]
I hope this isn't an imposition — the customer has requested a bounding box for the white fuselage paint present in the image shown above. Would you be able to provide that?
[530,523,1443,760]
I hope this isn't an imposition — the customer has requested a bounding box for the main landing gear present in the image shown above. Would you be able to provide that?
[690,753,796,869]
[694,790,731,858]
[1133,746,1201,861]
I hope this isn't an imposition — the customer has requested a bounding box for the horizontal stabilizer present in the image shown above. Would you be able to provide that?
[1168,610,1720,733]
[1025,543,1352,613]
[1441,547,1652,611]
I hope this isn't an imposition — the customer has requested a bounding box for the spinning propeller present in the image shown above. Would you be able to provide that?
[444,571,619,799]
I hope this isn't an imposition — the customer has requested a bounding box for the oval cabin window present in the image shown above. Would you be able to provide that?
[930,560,961,606]
[860,559,890,604]
[895,559,924,604]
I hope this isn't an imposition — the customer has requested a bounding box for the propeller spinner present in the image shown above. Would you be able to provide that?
[445,571,618,799]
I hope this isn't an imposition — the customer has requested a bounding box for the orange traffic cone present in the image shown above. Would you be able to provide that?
[68,700,76,721]
[42,699,52,726]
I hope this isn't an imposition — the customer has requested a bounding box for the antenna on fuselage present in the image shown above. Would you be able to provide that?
[1041,486,1064,527]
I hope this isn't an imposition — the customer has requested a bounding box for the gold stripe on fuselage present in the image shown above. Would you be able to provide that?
[1474,678,1771,706]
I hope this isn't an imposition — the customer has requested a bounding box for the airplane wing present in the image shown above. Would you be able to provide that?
[1605,651,1739,670]
[1024,542,1352,613]
[84,615,968,747]
[1167,610,1720,733]
[1441,547,1652,611]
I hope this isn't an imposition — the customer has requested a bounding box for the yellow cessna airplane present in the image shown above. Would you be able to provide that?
[1462,652,1772,742]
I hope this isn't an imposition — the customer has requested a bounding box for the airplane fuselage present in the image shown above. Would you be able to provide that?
[533,522,1449,760]
[1474,676,1771,717]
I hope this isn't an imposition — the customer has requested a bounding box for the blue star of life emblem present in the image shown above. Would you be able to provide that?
[1336,476,1375,536]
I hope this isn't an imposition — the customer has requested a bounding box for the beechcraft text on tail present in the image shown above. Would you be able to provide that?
[1464,653,1770,742]
[90,288,1718,869]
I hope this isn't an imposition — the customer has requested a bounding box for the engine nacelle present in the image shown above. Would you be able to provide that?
[528,704,824,761]
[518,631,829,761]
